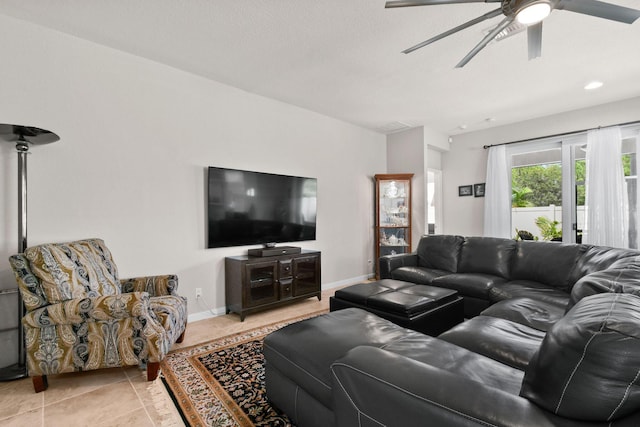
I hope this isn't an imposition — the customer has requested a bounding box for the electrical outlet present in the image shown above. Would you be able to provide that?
[195,288,202,298]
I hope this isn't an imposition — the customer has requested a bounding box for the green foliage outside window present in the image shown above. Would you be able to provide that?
[511,155,631,208]
[511,186,534,207]
[575,160,585,206]
[535,216,562,240]
[512,163,562,207]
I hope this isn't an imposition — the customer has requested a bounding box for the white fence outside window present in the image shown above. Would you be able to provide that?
[512,206,585,241]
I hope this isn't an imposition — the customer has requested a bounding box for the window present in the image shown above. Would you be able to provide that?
[505,123,640,248]
[511,147,562,241]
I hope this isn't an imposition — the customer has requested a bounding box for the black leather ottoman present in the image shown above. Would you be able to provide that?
[329,279,463,336]
[264,308,429,427]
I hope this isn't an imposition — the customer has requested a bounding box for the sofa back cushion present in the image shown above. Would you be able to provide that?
[458,237,516,278]
[416,235,464,273]
[24,238,120,304]
[520,293,640,422]
[510,241,585,291]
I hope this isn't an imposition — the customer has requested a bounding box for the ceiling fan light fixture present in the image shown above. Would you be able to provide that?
[516,2,552,25]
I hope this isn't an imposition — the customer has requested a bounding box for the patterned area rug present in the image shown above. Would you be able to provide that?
[160,310,327,426]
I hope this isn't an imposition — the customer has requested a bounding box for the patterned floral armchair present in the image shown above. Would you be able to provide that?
[8,238,187,392]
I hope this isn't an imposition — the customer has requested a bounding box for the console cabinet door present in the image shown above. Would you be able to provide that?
[244,260,279,308]
[292,255,320,297]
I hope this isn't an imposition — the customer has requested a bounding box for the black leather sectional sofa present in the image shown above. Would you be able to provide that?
[380,234,640,319]
[264,235,640,426]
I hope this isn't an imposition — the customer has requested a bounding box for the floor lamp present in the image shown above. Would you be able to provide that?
[0,124,60,381]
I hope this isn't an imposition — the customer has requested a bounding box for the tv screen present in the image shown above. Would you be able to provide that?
[207,167,317,248]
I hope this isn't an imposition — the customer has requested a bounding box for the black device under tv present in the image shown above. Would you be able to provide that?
[247,246,302,257]
[207,166,317,249]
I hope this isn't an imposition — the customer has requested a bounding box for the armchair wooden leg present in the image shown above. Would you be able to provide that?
[147,362,160,381]
[176,329,186,343]
[33,375,48,393]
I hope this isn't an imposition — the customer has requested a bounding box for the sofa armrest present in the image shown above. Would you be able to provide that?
[120,274,179,296]
[331,346,624,427]
[23,292,153,327]
[378,253,417,278]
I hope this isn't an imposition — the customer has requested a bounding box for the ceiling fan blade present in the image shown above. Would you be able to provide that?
[403,8,503,54]
[527,22,542,60]
[557,0,640,24]
[456,15,515,68]
[385,0,500,8]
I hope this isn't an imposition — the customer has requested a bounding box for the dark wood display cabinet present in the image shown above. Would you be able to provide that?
[374,173,414,279]
[225,250,321,321]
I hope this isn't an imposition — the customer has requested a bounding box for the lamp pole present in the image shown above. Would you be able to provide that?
[0,124,59,381]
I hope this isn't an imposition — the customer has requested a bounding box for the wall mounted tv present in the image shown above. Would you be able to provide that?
[207,167,317,248]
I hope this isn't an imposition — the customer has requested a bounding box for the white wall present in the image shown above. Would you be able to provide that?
[427,149,442,170]
[387,127,449,247]
[387,127,425,247]
[0,14,386,367]
[442,96,640,236]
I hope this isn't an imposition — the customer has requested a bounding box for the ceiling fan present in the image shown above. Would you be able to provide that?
[386,0,640,67]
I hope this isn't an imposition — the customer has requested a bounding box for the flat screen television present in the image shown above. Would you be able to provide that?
[207,167,317,248]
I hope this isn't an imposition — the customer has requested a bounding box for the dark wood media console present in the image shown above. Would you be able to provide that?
[225,249,321,321]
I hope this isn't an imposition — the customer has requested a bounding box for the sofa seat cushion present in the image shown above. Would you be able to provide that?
[334,279,414,305]
[431,273,507,299]
[521,293,640,422]
[490,280,570,306]
[264,308,425,409]
[381,335,525,394]
[480,297,566,331]
[390,266,449,285]
[438,316,546,370]
[367,285,458,317]
[24,239,121,304]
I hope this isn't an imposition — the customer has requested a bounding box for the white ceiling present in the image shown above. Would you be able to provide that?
[1,0,639,135]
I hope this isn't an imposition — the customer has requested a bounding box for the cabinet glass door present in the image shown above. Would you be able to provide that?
[245,261,278,307]
[292,256,320,297]
[375,174,413,278]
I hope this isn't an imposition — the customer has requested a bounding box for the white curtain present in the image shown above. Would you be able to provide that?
[484,145,512,238]
[583,126,628,247]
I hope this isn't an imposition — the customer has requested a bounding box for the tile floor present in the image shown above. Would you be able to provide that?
[0,288,334,427]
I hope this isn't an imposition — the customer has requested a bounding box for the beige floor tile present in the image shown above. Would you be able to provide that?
[0,408,42,427]
[144,399,185,427]
[95,408,154,427]
[44,380,141,426]
[0,377,43,420]
[123,352,191,426]
[43,368,130,406]
[124,368,180,418]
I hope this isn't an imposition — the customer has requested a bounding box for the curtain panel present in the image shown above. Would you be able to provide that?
[484,145,512,238]
[583,126,628,247]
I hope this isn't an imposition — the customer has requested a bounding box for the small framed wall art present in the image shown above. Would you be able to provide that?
[474,183,485,197]
[458,185,473,197]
